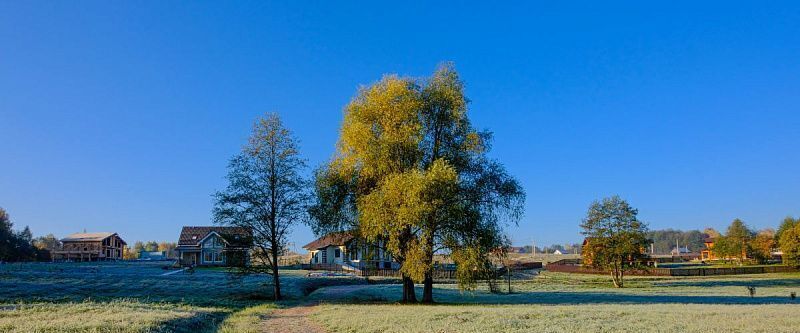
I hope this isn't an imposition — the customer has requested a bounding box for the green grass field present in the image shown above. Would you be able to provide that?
[2,262,800,332]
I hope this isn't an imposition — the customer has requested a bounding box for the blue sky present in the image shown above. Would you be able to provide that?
[1,2,799,248]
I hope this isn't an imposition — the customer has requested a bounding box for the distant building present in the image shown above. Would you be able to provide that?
[138,250,167,261]
[303,231,399,270]
[175,226,252,267]
[553,249,564,255]
[701,237,716,260]
[507,246,527,254]
[670,246,692,256]
[53,232,126,261]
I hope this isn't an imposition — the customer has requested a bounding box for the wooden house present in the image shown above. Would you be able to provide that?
[175,226,252,267]
[53,232,126,261]
[700,237,716,260]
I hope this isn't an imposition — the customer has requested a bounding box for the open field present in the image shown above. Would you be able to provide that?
[2,262,800,332]
[0,261,359,332]
[309,272,800,333]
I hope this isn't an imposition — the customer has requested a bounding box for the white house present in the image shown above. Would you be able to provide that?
[553,249,564,255]
[303,231,399,270]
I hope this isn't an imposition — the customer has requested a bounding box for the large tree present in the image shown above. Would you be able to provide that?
[214,113,309,300]
[310,64,524,303]
[775,216,798,248]
[580,196,649,288]
[725,218,754,262]
[750,229,776,264]
[778,217,800,267]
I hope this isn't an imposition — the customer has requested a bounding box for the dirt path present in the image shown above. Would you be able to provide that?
[260,284,372,333]
[261,302,327,333]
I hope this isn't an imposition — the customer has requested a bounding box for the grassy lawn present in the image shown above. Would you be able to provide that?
[4,262,800,332]
[0,261,360,332]
[310,272,800,333]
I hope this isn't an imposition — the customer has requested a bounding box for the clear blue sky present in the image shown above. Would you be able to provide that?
[2,2,799,249]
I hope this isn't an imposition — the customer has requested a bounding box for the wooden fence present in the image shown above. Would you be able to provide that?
[668,265,797,276]
[545,262,671,276]
[300,263,459,279]
[545,259,798,276]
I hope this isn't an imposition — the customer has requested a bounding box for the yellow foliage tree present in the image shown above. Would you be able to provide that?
[310,64,525,303]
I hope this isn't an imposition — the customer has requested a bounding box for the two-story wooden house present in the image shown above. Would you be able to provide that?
[52,232,126,261]
[175,226,252,267]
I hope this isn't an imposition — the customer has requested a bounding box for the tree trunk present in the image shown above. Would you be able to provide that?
[272,264,282,300]
[610,261,624,288]
[507,266,512,293]
[401,274,417,303]
[421,272,434,303]
[272,247,282,300]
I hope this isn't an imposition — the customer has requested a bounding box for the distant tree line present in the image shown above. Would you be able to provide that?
[646,229,706,254]
[0,207,48,262]
[521,244,582,254]
[124,241,178,260]
[707,216,800,266]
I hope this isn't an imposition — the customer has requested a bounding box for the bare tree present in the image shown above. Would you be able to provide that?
[214,113,309,300]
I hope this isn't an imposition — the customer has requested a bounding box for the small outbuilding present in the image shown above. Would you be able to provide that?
[138,250,167,261]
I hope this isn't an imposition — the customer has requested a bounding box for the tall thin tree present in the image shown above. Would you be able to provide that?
[214,113,309,300]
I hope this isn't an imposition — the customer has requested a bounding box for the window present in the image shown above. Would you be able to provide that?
[334,249,341,258]
[203,235,224,248]
[321,250,327,264]
[203,250,224,263]
[349,248,358,261]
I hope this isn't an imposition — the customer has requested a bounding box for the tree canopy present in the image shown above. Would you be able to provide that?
[580,196,649,288]
[309,63,524,303]
[778,217,800,267]
[214,113,309,300]
[0,207,39,262]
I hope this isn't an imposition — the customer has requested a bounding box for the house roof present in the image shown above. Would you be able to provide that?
[303,231,355,250]
[177,226,252,247]
[61,232,125,244]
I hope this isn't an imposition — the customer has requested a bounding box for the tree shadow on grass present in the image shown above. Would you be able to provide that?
[308,284,800,306]
[157,309,231,333]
